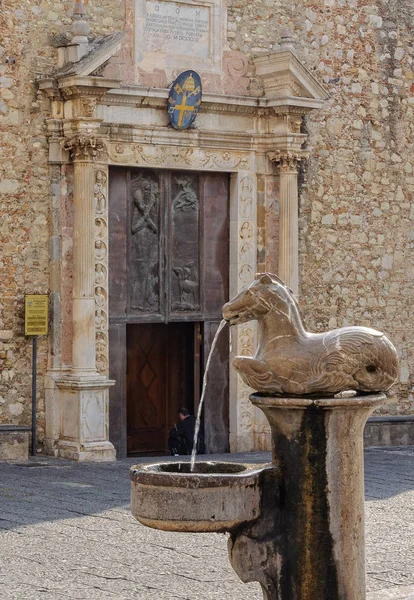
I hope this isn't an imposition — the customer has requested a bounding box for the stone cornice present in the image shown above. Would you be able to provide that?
[103,86,326,116]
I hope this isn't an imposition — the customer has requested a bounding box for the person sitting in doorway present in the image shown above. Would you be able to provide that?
[168,407,205,456]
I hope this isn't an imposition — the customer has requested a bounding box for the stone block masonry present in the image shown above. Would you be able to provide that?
[0,0,125,450]
[227,0,414,415]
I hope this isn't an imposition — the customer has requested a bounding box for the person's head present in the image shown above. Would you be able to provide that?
[178,407,190,421]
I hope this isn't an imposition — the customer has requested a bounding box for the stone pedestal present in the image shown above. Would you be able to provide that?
[229,393,385,600]
[56,378,115,461]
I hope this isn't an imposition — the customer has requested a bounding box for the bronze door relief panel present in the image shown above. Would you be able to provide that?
[129,172,161,313]
[126,170,203,322]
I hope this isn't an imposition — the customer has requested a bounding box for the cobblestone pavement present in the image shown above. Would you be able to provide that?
[0,447,413,600]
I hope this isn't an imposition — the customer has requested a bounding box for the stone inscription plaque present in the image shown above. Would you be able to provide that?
[144,1,210,58]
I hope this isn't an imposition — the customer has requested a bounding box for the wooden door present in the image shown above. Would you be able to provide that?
[127,322,194,455]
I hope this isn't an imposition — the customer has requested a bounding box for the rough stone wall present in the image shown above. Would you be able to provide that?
[0,0,125,443]
[227,0,414,414]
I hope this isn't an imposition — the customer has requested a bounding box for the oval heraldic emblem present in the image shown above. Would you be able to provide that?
[168,70,202,130]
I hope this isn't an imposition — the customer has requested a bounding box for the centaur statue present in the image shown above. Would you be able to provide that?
[222,273,398,395]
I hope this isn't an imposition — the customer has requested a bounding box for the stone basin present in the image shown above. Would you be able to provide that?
[130,461,266,533]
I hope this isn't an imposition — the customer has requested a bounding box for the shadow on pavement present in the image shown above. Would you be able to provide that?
[0,447,412,531]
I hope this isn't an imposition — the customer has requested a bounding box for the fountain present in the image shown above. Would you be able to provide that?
[130,273,399,599]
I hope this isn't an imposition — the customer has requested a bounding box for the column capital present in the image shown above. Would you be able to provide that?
[268,149,309,173]
[62,134,108,163]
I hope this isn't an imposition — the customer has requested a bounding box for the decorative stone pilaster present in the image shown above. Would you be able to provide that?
[269,150,306,295]
[229,170,270,452]
[94,167,109,377]
[254,32,329,297]
[56,133,115,461]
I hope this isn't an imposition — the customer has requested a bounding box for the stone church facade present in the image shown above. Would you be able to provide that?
[0,0,413,459]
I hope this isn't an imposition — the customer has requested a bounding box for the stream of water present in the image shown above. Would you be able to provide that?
[190,319,228,472]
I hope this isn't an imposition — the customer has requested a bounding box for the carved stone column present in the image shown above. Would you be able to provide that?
[56,133,115,461]
[269,151,305,296]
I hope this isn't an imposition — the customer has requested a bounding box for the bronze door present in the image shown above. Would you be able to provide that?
[109,168,229,457]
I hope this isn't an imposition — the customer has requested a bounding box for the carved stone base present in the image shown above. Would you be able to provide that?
[57,439,116,462]
[56,377,116,461]
[229,393,385,600]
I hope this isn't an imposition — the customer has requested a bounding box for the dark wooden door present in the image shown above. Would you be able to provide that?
[109,168,229,457]
[127,322,195,455]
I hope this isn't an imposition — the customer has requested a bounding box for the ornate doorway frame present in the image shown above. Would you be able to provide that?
[106,142,260,452]
[40,45,328,459]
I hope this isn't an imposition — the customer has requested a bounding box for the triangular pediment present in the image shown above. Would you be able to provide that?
[54,31,124,79]
[254,49,330,102]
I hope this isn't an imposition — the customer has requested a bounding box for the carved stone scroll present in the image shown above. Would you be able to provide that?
[94,168,109,376]
[109,143,251,172]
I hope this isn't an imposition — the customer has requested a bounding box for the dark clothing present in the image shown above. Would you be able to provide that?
[168,415,205,456]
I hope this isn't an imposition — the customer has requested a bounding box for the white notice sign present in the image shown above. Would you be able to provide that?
[145,1,210,58]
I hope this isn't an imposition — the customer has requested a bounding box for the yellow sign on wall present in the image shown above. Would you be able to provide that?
[25,295,48,336]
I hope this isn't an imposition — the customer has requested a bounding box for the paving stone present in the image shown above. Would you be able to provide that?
[0,448,413,599]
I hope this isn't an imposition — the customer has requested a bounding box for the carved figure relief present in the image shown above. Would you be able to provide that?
[95,286,106,307]
[96,331,108,355]
[95,308,107,331]
[240,411,254,431]
[239,176,254,218]
[240,221,253,240]
[94,171,107,214]
[171,174,200,311]
[95,263,106,285]
[95,240,107,261]
[240,242,253,261]
[173,262,199,310]
[239,264,254,285]
[80,97,97,118]
[130,173,160,311]
[172,176,198,212]
[239,327,254,357]
[95,218,107,239]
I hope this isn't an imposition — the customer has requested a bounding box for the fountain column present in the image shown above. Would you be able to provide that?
[229,393,384,600]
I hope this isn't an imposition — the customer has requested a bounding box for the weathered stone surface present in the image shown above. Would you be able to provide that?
[223,273,399,395]
[0,428,29,460]
[130,461,263,532]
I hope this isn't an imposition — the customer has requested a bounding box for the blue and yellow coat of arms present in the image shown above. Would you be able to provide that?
[168,70,202,130]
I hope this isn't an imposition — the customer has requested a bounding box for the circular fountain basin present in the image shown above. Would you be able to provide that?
[130,461,264,533]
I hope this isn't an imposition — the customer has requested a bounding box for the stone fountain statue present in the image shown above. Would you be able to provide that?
[130,273,399,600]
[222,272,398,396]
